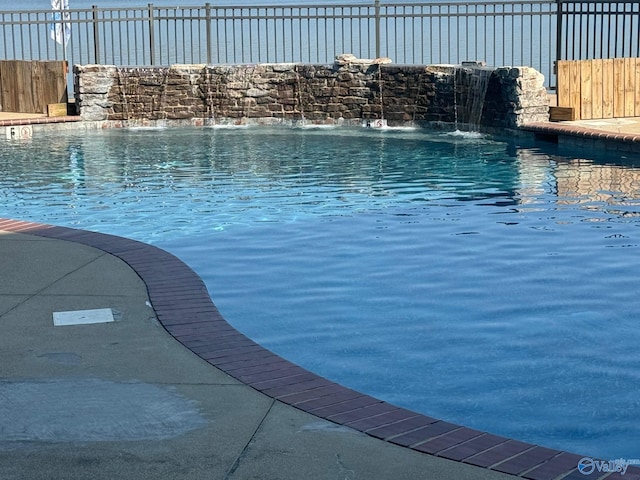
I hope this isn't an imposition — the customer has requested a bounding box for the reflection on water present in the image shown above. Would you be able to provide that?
[515,148,640,219]
[555,160,640,215]
[2,127,528,235]
[6,129,640,222]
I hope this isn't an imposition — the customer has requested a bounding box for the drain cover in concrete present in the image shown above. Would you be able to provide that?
[53,308,114,326]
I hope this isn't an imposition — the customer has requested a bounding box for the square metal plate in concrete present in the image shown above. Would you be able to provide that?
[53,308,115,326]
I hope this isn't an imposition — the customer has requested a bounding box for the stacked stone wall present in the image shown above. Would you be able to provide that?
[74,61,549,128]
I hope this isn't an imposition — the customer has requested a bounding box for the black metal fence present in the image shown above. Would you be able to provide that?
[0,1,639,91]
[557,0,640,61]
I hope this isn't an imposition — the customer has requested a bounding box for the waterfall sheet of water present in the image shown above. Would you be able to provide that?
[378,64,385,123]
[362,65,388,129]
[295,66,307,126]
[454,66,493,133]
[205,70,216,124]
[116,68,130,124]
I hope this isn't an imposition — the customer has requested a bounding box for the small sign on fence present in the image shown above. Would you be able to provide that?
[5,125,33,140]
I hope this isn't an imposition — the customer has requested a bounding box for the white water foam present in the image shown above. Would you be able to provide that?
[124,125,168,131]
[207,123,250,129]
[444,129,485,139]
[377,125,419,132]
[294,123,339,130]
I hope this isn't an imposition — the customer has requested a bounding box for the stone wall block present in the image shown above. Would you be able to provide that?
[337,72,354,82]
[348,87,370,96]
[256,96,276,105]
[312,67,337,78]
[245,88,269,98]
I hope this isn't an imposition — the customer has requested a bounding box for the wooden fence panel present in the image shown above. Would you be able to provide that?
[557,61,571,108]
[0,60,67,114]
[569,61,581,114]
[580,60,592,119]
[557,58,640,120]
[624,58,636,117]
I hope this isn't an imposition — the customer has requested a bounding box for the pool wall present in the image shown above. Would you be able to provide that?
[73,60,549,129]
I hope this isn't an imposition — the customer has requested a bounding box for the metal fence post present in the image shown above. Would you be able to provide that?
[205,3,212,64]
[92,5,100,64]
[374,0,380,59]
[556,0,563,63]
[148,3,156,65]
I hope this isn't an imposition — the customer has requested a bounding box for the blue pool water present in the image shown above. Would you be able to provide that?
[2,126,640,459]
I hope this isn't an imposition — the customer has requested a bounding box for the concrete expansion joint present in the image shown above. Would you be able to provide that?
[54,250,109,282]
[151,381,245,387]
[0,251,108,319]
[223,397,277,480]
[0,290,50,321]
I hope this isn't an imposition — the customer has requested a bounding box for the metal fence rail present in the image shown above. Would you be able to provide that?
[0,1,638,91]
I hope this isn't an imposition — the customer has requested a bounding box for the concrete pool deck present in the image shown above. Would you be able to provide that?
[1,219,638,480]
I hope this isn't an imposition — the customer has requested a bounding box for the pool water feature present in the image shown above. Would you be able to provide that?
[2,126,640,459]
[454,65,493,130]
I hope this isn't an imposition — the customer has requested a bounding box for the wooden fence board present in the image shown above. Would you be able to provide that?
[43,61,68,105]
[0,62,18,112]
[635,59,640,116]
[624,57,635,117]
[0,60,67,114]
[569,61,582,115]
[18,62,37,113]
[580,60,593,119]
[557,60,571,108]
[591,59,603,119]
[613,58,626,117]
[602,59,614,118]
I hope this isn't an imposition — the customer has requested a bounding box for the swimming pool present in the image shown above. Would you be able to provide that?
[2,125,639,459]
